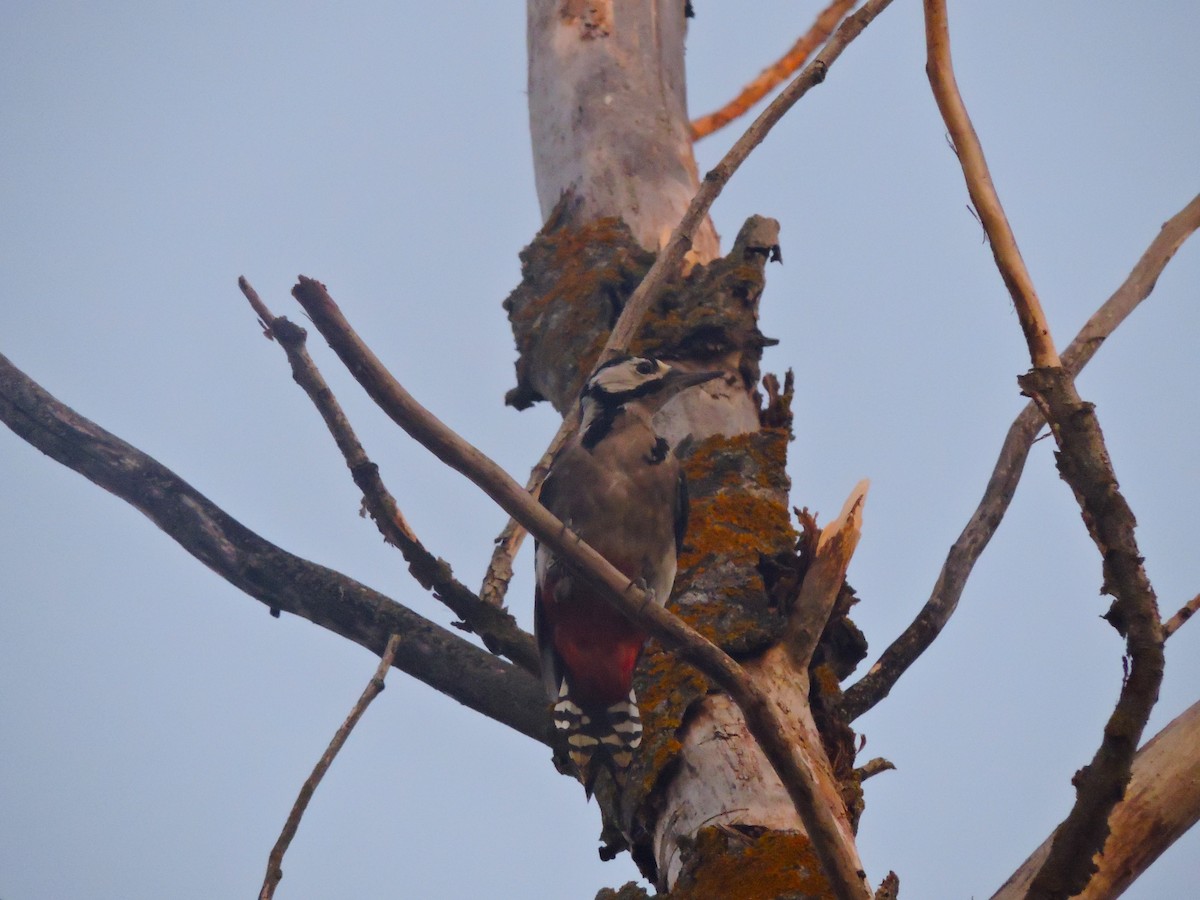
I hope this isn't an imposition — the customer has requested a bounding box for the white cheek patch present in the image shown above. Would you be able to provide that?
[590,358,665,396]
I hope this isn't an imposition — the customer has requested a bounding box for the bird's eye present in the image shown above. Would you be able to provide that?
[636,359,657,375]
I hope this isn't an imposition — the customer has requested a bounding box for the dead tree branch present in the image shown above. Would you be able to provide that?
[1164,592,1200,640]
[921,4,1165,895]
[0,351,550,745]
[260,633,402,900]
[238,277,539,674]
[690,0,856,140]
[291,276,872,900]
[786,480,868,670]
[842,193,1200,724]
[1017,367,1165,898]
[922,0,1059,368]
[992,699,1200,900]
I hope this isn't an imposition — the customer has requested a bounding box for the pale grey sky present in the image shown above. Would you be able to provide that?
[2,3,1198,898]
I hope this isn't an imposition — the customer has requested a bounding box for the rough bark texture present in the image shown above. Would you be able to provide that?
[527,0,719,262]
[1016,367,1165,899]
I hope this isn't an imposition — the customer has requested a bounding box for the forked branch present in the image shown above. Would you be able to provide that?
[921,3,1165,895]
[239,277,539,675]
[842,192,1200,722]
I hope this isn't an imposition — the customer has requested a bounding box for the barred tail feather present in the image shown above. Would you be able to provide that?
[554,681,643,796]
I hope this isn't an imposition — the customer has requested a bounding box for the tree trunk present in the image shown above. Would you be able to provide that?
[527,0,719,263]
[520,3,866,895]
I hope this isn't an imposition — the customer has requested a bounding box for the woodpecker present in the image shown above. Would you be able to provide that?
[535,354,721,794]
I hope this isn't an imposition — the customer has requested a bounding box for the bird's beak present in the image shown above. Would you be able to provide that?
[660,367,724,397]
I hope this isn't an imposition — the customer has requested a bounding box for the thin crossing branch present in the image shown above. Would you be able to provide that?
[690,0,856,140]
[259,634,403,900]
[239,277,539,674]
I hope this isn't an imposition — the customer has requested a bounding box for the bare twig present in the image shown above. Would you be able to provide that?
[855,757,895,782]
[0,352,550,745]
[601,0,896,364]
[923,0,1060,368]
[477,416,571,609]
[1164,592,1200,640]
[290,277,872,900]
[260,633,403,900]
[690,0,856,140]
[478,518,524,609]
[238,277,539,674]
[841,193,1200,723]
[921,4,1164,895]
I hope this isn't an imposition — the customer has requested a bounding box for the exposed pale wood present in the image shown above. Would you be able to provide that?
[1164,592,1200,639]
[527,0,719,261]
[787,480,869,670]
[651,692,808,887]
[992,700,1200,900]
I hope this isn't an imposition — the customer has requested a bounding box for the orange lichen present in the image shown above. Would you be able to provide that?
[595,882,652,900]
[504,215,653,410]
[671,828,830,900]
[630,646,709,802]
[623,427,803,827]
[670,430,796,650]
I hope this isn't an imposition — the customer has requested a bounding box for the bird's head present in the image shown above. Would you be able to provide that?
[580,355,722,416]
